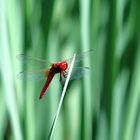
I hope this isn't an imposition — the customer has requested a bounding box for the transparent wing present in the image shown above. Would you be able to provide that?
[60,67,90,82]
[17,69,48,81]
[17,49,93,67]
[69,67,90,80]
[65,49,93,66]
[17,54,50,66]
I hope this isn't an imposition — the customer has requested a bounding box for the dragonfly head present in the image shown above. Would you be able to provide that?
[59,61,68,71]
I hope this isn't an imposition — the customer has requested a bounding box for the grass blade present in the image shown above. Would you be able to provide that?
[0,0,23,139]
[48,54,76,140]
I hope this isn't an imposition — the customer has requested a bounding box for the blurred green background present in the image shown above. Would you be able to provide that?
[0,0,140,140]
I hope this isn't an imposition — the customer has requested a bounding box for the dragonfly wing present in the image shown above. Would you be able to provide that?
[17,69,47,81]
[17,54,50,67]
[65,49,93,66]
[69,67,90,80]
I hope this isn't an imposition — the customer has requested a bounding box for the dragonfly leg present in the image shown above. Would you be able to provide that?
[62,71,67,78]
[59,72,63,86]
[59,71,67,86]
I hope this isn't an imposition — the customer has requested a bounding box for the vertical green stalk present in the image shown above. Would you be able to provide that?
[0,0,23,139]
[122,43,140,140]
[79,0,92,139]
[0,85,7,140]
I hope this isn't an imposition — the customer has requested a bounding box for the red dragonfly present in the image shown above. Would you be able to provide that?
[17,50,93,99]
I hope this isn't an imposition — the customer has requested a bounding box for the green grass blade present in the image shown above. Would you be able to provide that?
[0,0,23,139]
[122,43,140,140]
[48,54,76,140]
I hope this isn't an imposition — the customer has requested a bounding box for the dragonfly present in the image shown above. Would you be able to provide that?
[17,49,93,99]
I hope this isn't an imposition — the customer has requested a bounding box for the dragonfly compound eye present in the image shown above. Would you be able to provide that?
[60,62,68,70]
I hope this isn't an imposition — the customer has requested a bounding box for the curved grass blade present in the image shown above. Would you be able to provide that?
[48,54,76,140]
